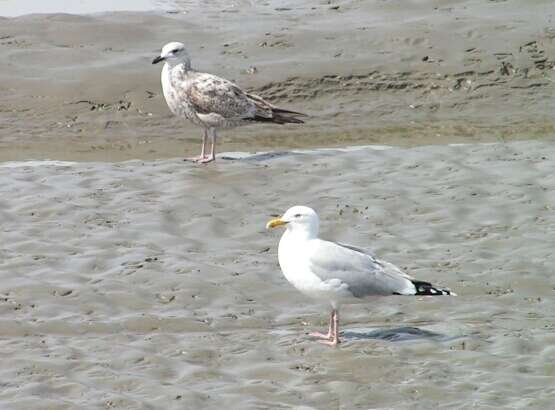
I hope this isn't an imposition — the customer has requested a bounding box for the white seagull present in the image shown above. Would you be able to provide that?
[152,42,306,163]
[266,206,454,347]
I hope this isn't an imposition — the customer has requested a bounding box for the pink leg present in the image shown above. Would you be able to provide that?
[185,130,208,162]
[198,129,216,164]
[318,310,340,347]
[310,310,334,340]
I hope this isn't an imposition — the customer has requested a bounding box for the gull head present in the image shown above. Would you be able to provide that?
[266,206,319,238]
[152,41,190,68]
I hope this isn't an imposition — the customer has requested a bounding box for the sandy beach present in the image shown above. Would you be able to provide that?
[1,0,555,409]
[1,141,554,409]
[0,0,554,161]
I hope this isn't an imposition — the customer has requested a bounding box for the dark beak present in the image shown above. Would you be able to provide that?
[152,56,164,65]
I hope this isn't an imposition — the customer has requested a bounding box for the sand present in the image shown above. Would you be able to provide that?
[1,140,554,409]
[1,1,555,408]
[0,0,554,161]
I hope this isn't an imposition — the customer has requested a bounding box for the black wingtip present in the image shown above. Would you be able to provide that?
[245,114,305,125]
[412,280,454,296]
[272,107,308,117]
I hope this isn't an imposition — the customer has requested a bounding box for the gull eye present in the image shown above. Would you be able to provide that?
[294,213,301,218]
[171,48,180,54]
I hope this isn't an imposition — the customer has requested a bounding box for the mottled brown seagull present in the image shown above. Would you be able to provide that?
[152,41,306,163]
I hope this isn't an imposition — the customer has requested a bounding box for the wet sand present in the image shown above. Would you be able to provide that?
[1,140,554,409]
[1,0,555,161]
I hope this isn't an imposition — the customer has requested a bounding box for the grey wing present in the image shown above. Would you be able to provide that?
[184,73,258,120]
[335,242,414,281]
[308,240,416,297]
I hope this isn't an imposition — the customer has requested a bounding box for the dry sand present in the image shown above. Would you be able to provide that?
[0,0,554,161]
[1,140,554,409]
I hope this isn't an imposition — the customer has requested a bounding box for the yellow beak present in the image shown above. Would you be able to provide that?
[266,218,287,229]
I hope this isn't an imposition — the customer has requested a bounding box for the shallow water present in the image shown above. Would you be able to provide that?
[0,0,353,17]
[1,140,554,409]
[0,0,168,16]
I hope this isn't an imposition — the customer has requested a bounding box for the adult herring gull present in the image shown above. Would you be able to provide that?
[152,42,306,163]
[266,206,455,347]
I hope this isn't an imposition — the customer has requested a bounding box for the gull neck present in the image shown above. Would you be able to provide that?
[165,58,191,71]
[284,224,319,241]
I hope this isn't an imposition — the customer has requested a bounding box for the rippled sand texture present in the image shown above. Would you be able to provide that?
[1,140,554,409]
[1,0,555,161]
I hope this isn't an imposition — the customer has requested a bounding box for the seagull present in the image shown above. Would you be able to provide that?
[152,42,306,163]
[266,206,455,347]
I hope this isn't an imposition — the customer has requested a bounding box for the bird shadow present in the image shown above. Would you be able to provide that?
[341,326,459,343]
[220,151,296,161]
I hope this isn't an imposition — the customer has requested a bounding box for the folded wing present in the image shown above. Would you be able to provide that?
[184,73,256,120]
[181,72,306,124]
[307,240,417,298]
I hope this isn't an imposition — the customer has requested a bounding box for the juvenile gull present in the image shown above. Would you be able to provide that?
[152,42,306,163]
[266,206,455,347]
